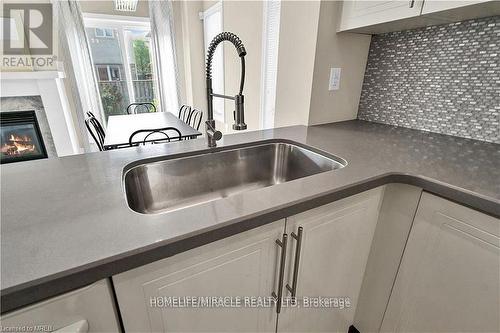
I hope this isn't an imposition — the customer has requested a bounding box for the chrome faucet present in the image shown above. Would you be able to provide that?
[205,32,247,147]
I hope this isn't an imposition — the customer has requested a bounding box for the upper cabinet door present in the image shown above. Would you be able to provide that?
[381,192,500,332]
[421,0,492,14]
[339,0,424,31]
[278,188,384,332]
[113,219,285,333]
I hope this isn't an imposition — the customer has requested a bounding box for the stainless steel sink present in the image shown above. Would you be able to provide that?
[123,141,346,214]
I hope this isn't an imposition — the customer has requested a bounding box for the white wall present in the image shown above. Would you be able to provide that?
[171,0,188,105]
[221,1,263,133]
[273,0,370,127]
[308,1,371,125]
[177,0,372,131]
[273,1,321,127]
[178,1,263,133]
[179,1,207,117]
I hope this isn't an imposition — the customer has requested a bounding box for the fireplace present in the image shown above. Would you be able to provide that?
[0,111,48,164]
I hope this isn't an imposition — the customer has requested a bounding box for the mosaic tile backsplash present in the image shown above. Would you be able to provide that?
[357,16,500,144]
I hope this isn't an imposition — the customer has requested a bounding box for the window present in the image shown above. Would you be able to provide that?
[110,66,121,80]
[84,14,155,121]
[95,28,113,38]
[260,0,281,129]
[202,2,224,123]
[96,65,122,82]
[97,65,109,81]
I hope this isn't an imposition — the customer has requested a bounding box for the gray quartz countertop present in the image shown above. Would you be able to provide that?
[1,120,499,313]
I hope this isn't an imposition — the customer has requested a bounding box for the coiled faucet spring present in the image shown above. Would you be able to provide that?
[205,32,248,147]
[206,32,247,95]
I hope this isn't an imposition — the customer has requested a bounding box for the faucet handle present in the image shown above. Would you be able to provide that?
[211,129,222,141]
[205,120,222,141]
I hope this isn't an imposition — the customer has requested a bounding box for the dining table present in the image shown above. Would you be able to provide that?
[103,111,202,150]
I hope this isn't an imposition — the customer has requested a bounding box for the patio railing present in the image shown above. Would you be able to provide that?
[133,80,155,103]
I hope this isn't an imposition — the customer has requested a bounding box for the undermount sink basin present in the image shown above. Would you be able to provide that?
[123,141,347,214]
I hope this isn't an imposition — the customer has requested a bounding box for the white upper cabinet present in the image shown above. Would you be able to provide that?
[381,192,500,332]
[339,0,424,32]
[421,0,492,14]
[338,0,500,33]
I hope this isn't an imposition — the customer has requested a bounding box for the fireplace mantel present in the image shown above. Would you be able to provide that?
[1,71,65,80]
[1,71,80,156]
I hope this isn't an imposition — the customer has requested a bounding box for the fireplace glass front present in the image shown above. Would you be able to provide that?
[0,111,48,164]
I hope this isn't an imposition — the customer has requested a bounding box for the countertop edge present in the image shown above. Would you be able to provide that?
[2,172,499,314]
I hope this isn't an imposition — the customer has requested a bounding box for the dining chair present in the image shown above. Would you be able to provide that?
[129,127,182,147]
[85,111,105,151]
[178,104,192,123]
[127,102,156,114]
[187,109,203,131]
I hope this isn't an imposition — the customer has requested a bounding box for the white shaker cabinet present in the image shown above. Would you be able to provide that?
[421,0,494,14]
[338,0,500,33]
[0,279,121,333]
[381,192,500,332]
[278,188,384,332]
[112,188,385,332]
[339,0,424,32]
[112,219,286,332]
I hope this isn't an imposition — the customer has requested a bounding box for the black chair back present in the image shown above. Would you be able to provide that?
[127,102,156,114]
[129,127,182,147]
[178,104,192,123]
[86,111,105,138]
[187,109,203,131]
[85,111,105,151]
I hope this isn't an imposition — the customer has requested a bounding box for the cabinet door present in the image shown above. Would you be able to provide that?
[278,188,384,332]
[0,279,120,332]
[421,0,492,14]
[339,0,424,31]
[381,192,500,332]
[113,220,285,332]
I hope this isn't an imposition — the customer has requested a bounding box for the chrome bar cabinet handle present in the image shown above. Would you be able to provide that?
[286,227,303,298]
[272,233,288,314]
